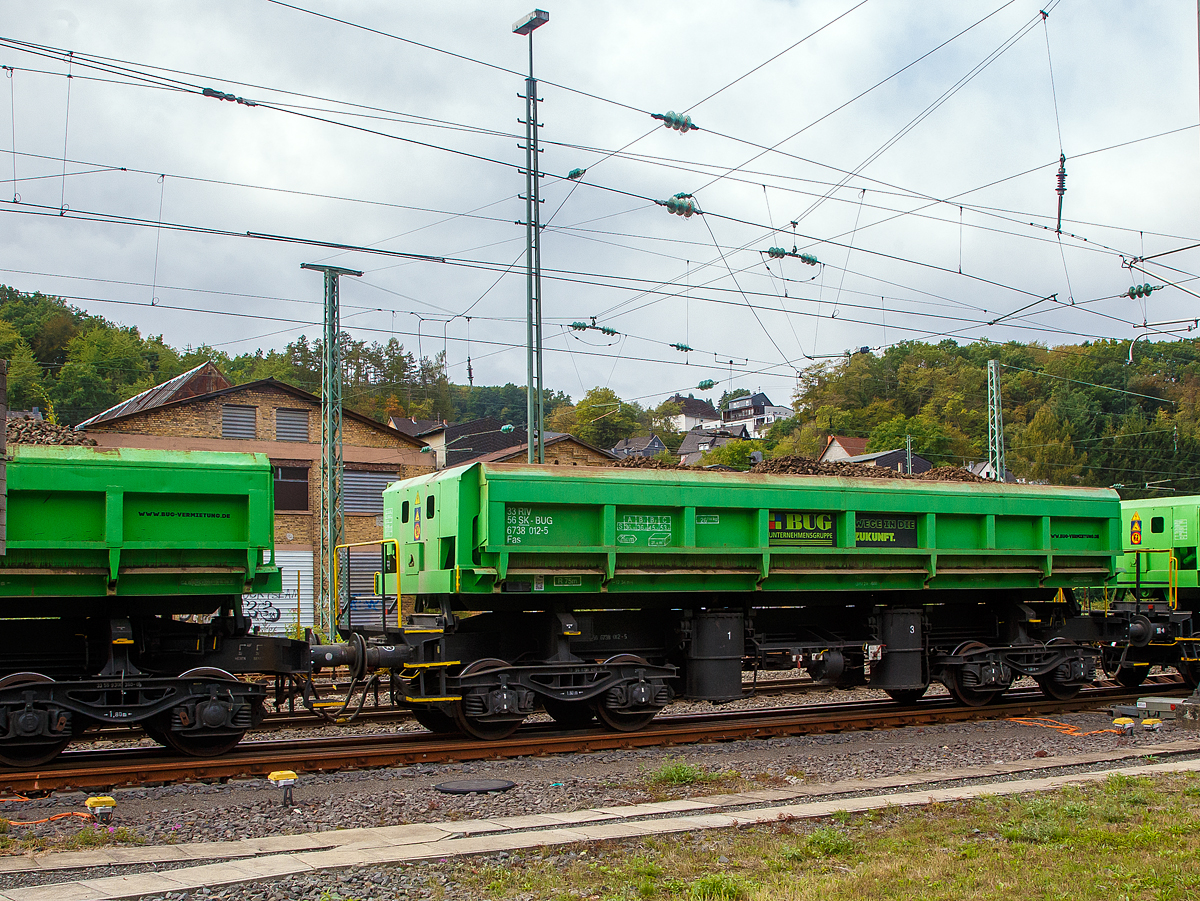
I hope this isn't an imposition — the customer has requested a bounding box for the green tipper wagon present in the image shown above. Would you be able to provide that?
[0,446,307,766]
[317,463,1125,739]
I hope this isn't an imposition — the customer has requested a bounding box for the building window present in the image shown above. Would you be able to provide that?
[344,470,400,515]
[221,404,256,439]
[274,466,309,511]
[276,408,309,442]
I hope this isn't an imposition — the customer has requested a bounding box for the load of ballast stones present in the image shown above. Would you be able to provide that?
[612,452,984,482]
[6,416,97,446]
[751,455,985,482]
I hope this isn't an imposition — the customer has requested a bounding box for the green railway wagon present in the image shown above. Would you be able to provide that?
[0,446,308,766]
[1091,496,1200,688]
[320,463,1123,740]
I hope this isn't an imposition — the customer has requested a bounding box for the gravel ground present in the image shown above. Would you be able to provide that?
[1,695,1189,896]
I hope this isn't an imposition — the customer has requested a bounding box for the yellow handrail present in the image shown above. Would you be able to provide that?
[1127,548,1178,610]
[332,539,399,625]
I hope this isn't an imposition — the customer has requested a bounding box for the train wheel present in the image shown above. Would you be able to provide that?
[886,687,927,706]
[0,673,72,767]
[159,730,247,757]
[452,659,523,741]
[412,706,458,733]
[595,655,662,733]
[142,723,175,749]
[153,667,249,757]
[1115,663,1150,689]
[0,739,71,768]
[948,643,1004,707]
[1036,678,1081,701]
[542,698,597,728]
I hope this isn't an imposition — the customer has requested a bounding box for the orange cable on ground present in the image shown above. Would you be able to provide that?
[3,811,94,826]
[1008,716,1122,736]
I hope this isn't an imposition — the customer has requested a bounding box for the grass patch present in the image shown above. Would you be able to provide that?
[445,773,1200,900]
[63,824,145,850]
[645,758,724,787]
[0,821,144,855]
[688,873,749,900]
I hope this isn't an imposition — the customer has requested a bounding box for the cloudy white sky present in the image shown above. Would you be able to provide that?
[0,1,1197,408]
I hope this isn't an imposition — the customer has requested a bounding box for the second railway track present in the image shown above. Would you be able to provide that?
[3,676,1186,793]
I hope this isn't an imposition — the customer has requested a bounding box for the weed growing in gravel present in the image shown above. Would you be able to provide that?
[64,823,145,850]
[645,758,722,787]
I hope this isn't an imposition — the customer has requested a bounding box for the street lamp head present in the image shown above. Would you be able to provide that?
[513,9,549,35]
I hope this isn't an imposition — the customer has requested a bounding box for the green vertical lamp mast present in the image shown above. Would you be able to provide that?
[302,262,362,637]
[515,9,549,463]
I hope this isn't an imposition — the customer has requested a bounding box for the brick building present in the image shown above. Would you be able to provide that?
[77,363,430,631]
[475,432,617,466]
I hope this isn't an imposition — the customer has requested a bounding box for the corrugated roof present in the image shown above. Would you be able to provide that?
[76,362,231,430]
[443,417,525,466]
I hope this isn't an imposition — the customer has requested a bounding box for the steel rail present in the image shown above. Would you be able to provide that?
[2,676,1186,793]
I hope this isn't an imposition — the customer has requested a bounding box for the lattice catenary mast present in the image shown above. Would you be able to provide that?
[987,359,1007,482]
[302,262,362,636]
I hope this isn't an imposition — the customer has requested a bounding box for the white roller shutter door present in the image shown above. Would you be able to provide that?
[243,549,314,634]
[343,470,399,514]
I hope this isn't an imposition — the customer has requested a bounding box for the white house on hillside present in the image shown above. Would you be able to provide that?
[665,394,721,432]
[721,392,792,439]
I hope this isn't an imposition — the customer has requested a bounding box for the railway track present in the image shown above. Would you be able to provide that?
[3,676,1186,793]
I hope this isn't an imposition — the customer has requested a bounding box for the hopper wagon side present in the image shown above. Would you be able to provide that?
[314,462,1128,739]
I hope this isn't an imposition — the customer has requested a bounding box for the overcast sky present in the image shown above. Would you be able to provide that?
[0,1,1197,409]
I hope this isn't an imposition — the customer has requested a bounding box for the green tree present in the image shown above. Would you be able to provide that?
[649,399,683,452]
[0,320,48,413]
[698,439,756,468]
[1010,406,1085,483]
[572,387,641,449]
[65,326,152,395]
[53,361,119,425]
[546,403,577,435]
[867,413,967,465]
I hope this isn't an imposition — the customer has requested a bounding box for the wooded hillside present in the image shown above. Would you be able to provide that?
[2,284,1196,492]
[766,339,1199,492]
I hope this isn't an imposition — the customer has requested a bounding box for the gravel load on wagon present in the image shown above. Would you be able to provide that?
[611,452,986,481]
[752,455,985,482]
[6,417,97,446]
[611,455,689,470]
